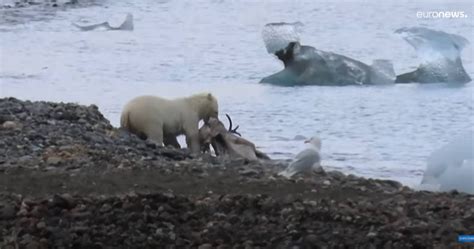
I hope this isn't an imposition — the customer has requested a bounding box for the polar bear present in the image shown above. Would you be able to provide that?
[120,93,219,153]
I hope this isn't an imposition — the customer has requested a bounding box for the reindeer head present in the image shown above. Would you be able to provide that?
[199,114,242,153]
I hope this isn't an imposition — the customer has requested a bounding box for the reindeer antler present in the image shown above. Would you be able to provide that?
[225,114,241,137]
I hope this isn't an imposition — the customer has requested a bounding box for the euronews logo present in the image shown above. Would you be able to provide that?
[458,235,474,243]
[417,11,468,19]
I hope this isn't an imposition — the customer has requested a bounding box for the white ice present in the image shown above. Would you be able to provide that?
[419,130,473,194]
[261,21,304,54]
[395,27,469,65]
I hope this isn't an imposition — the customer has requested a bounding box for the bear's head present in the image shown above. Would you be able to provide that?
[203,93,219,122]
[190,92,218,123]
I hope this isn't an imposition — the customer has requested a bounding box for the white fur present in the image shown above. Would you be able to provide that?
[120,93,218,153]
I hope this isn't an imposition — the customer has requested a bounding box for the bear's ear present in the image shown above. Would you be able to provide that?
[207,93,213,100]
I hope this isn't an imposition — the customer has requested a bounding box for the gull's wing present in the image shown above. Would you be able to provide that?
[291,148,320,168]
[279,148,320,178]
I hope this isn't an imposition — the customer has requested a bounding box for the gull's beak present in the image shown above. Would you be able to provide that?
[304,139,310,144]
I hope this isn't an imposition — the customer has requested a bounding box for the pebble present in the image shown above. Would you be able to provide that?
[198,243,213,249]
[2,121,19,129]
[313,165,325,174]
[36,221,46,229]
[46,156,62,166]
[238,169,259,177]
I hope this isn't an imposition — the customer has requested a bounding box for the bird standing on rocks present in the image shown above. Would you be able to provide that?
[278,136,322,178]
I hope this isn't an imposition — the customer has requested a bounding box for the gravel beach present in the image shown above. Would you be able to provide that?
[0,97,473,248]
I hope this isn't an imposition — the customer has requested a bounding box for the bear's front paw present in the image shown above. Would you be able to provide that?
[145,139,163,149]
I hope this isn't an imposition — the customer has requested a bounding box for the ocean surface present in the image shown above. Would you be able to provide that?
[1,0,473,186]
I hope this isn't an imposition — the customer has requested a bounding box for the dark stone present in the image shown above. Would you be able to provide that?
[50,194,75,209]
[238,169,259,177]
[198,243,213,249]
[0,203,16,220]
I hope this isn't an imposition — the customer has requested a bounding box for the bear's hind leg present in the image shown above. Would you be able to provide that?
[164,134,181,149]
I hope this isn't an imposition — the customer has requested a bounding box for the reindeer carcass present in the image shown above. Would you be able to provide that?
[199,115,270,161]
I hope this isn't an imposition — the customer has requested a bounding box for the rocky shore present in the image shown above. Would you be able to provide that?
[1,0,102,26]
[2,0,81,9]
[0,97,473,249]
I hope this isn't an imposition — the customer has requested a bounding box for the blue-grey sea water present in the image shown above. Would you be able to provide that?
[1,0,473,186]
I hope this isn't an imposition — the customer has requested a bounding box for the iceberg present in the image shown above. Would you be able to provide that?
[260,22,395,86]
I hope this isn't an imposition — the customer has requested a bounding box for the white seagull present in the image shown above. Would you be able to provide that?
[278,136,322,178]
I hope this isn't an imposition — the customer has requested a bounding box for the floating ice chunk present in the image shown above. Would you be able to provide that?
[395,27,468,63]
[395,27,470,83]
[419,130,473,194]
[437,159,473,193]
[262,22,304,54]
[73,13,134,31]
[369,59,396,84]
[261,40,396,85]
